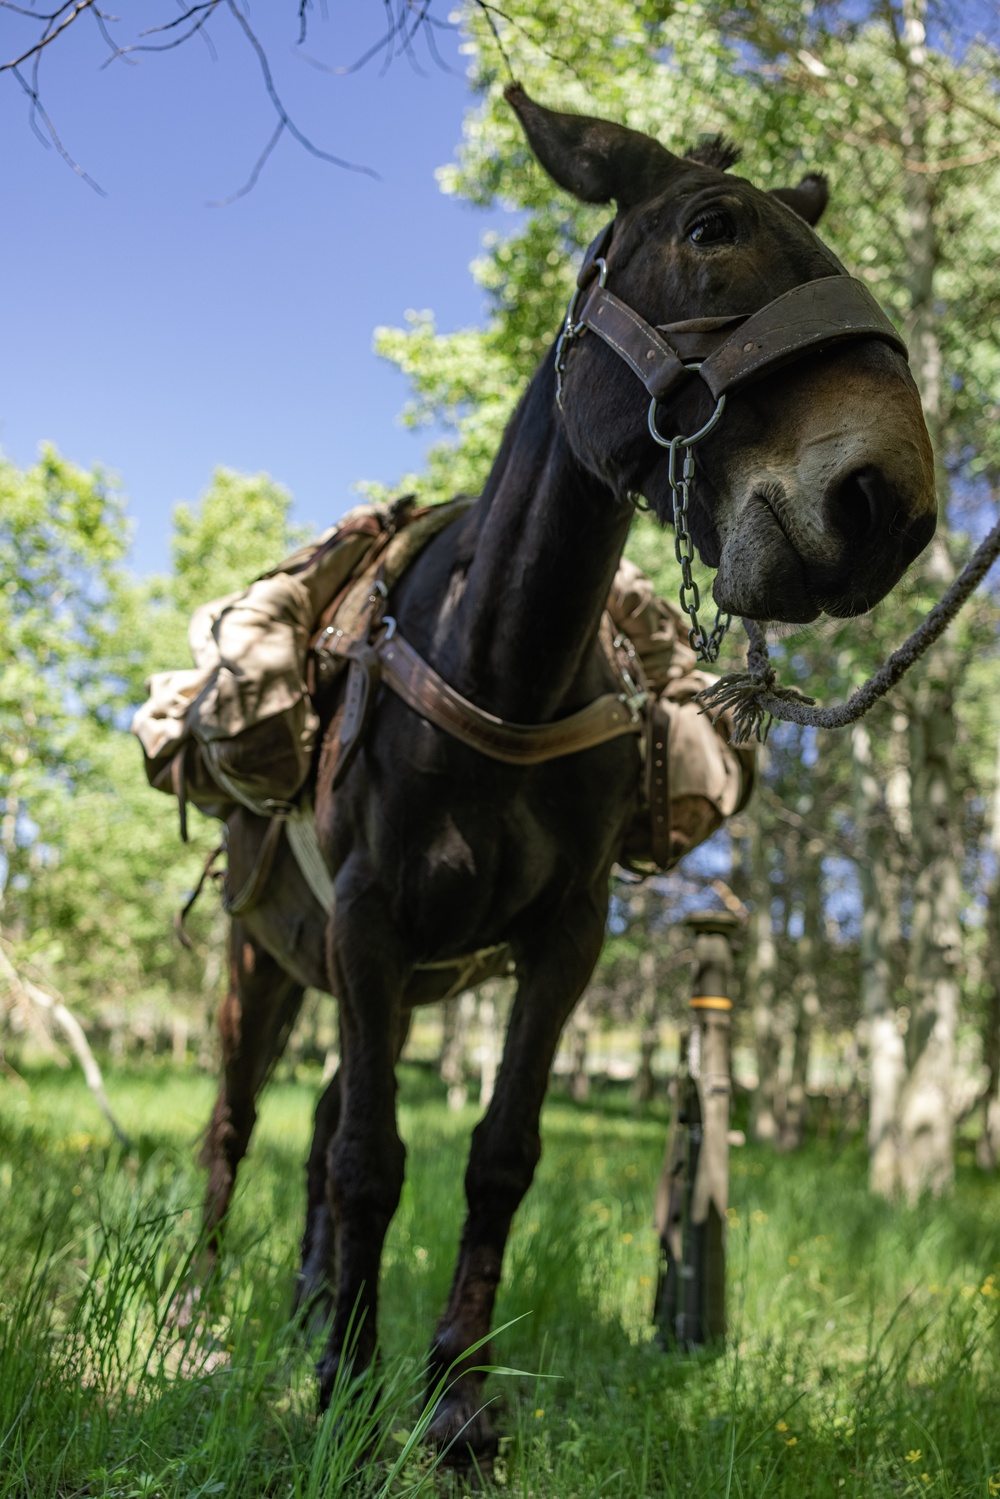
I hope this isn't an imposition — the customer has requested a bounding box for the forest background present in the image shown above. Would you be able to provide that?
[3,0,1000,1207]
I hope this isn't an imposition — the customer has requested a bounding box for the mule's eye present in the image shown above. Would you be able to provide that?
[689,212,735,246]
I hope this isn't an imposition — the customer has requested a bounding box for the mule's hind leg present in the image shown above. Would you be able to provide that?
[200,919,305,1257]
[426,885,608,1466]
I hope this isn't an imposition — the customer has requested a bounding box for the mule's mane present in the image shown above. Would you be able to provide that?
[684,134,741,170]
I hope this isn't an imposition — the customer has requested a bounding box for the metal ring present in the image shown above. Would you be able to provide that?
[648,390,726,450]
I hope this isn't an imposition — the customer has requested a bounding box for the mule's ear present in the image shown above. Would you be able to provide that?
[769,173,829,226]
[505,82,682,207]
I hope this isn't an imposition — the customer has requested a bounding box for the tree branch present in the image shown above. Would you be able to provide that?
[0,938,131,1147]
[225,0,379,180]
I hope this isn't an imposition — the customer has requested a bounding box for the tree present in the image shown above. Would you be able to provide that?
[1,456,303,1042]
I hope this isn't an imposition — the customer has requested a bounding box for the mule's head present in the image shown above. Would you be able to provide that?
[507,86,936,624]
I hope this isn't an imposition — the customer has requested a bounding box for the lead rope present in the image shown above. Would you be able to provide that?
[698,514,1000,744]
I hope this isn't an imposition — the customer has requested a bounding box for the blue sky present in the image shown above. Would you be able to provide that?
[0,6,505,574]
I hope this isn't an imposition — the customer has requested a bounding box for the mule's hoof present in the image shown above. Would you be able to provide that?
[292,1281,335,1345]
[317,1353,341,1413]
[426,1389,498,1471]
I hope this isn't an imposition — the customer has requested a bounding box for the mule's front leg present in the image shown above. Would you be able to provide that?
[426,886,608,1465]
[295,1067,342,1334]
[317,863,408,1406]
[297,1012,413,1335]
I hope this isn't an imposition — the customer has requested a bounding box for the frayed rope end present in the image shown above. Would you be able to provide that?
[698,671,817,745]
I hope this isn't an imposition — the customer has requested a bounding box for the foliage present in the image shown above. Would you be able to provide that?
[0,458,304,1021]
[2,1062,999,1497]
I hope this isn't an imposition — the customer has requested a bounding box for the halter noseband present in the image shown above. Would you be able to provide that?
[555,222,910,661]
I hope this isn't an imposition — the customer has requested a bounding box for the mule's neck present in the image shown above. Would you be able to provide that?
[446,350,633,721]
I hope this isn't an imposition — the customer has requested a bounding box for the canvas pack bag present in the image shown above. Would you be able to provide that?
[132,496,473,829]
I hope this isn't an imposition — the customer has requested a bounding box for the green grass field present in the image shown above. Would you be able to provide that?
[1,1061,999,1498]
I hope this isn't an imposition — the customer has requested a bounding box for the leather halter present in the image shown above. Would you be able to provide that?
[557,220,908,411]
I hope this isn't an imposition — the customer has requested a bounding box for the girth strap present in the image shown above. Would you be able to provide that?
[224,809,289,916]
[378,632,643,765]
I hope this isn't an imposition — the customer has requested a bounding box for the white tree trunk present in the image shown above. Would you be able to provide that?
[889,0,961,1202]
[852,723,906,1195]
[747,753,781,1143]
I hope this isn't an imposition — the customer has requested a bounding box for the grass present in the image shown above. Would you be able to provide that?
[1,1061,999,1498]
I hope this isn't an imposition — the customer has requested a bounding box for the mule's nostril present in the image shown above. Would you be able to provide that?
[825,464,885,544]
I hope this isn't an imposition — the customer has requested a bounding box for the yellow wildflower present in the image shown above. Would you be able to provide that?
[788,1254,800,1268]
[785,1437,797,1447]
[775,1420,788,1432]
[621,1232,633,1244]
[751,1210,768,1226]
[534,1408,544,1420]
[988,1476,1000,1497]
[905,1450,922,1464]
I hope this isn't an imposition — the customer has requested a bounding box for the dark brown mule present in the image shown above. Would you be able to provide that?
[198,87,935,1464]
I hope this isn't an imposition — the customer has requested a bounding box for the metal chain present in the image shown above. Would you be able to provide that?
[647,385,731,663]
[666,434,732,663]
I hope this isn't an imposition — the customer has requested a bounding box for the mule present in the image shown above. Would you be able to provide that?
[197,86,935,1464]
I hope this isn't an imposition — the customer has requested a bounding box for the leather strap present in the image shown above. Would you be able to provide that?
[578,282,689,403]
[698,275,908,398]
[331,641,382,790]
[378,632,643,765]
[576,221,615,288]
[646,700,672,870]
[170,747,189,844]
[224,810,289,916]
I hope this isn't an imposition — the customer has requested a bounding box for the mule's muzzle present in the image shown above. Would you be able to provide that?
[810,463,937,616]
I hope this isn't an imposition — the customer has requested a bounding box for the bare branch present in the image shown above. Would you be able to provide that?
[471,0,590,87]
[0,937,130,1147]
[379,0,397,78]
[207,117,284,206]
[102,2,221,65]
[92,3,138,67]
[422,12,463,77]
[298,25,395,77]
[0,2,76,17]
[470,0,515,82]
[225,0,379,179]
[138,1,220,40]
[11,63,106,193]
[397,0,432,79]
[0,0,95,73]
